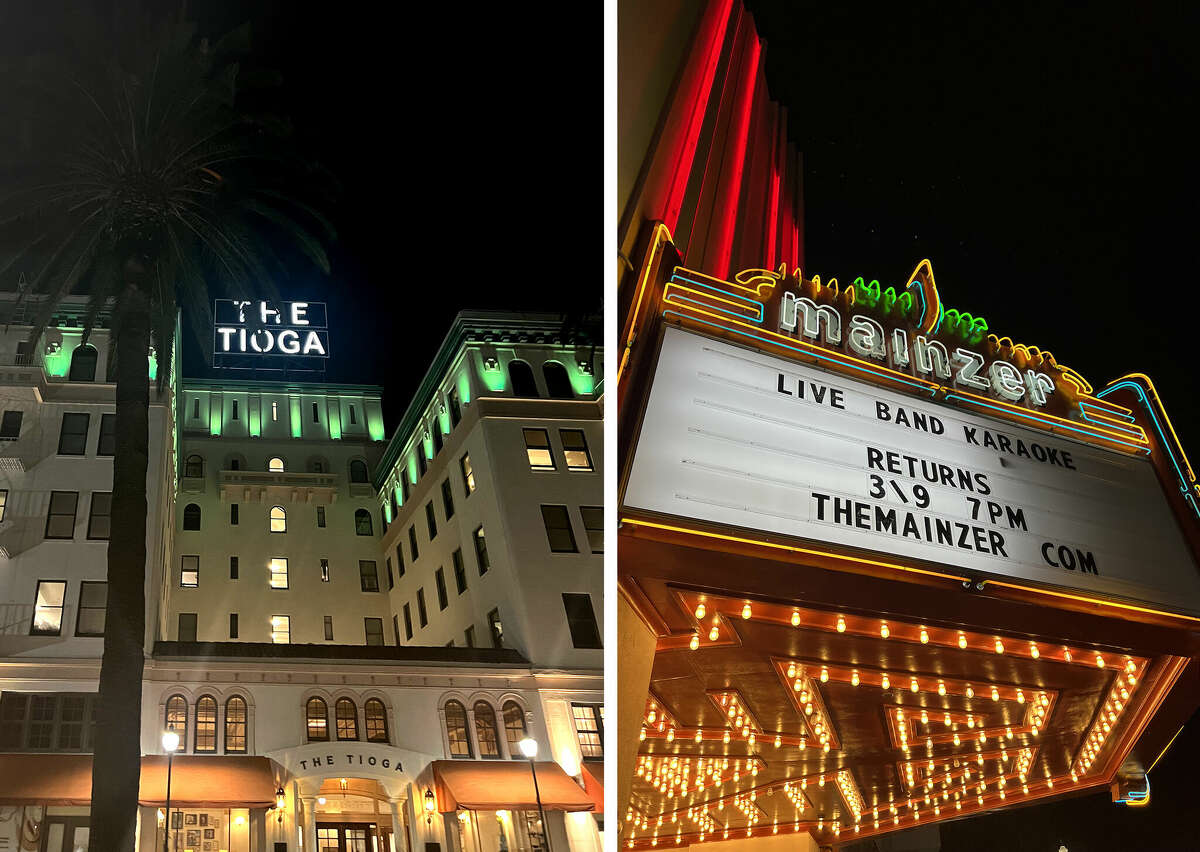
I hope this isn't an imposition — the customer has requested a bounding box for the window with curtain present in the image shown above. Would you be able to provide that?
[225,696,247,753]
[335,698,358,740]
[474,701,501,759]
[164,695,187,750]
[445,700,472,758]
[503,701,527,759]
[306,697,329,742]
[194,696,217,752]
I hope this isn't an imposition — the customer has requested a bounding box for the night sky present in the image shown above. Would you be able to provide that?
[741,2,1199,849]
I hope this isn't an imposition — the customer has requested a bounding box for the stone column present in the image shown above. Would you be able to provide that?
[301,798,319,852]
[388,799,405,852]
[618,591,658,835]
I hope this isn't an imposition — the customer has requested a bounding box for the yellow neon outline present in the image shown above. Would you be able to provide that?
[905,259,942,335]
[945,386,1149,447]
[1113,373,1196,484]
[1147,724,1184,774]
[981,579,1200,623]
[663,283,761,319]
[618,222,674,385]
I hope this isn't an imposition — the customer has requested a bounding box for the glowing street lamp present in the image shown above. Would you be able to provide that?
[161,730,180,852]
[518,738,551,852]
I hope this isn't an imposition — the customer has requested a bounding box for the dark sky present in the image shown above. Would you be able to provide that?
[740,1,1199,848]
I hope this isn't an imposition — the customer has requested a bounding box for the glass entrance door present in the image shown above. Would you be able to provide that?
[40,817,89,852]
[317,823,374,852]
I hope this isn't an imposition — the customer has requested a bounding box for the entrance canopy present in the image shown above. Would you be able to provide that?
[430,760,596,812]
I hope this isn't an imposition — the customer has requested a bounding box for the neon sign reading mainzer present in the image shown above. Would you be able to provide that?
[214,299,329,357]
[779,293,1055,407]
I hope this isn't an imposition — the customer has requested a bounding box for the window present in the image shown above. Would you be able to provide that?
[435,568,448,610]
[560,429,593,471]
[269,505,286,533]
[0,410,23,439]
[324,615,334,641]
[523,428,555,470]
[31,581,66,635]
[349,404,358,425]
[87,492,112,540]
[386,558,394,590]
[423,504,437,542]
[231,400,239,421]
[0,693,99,752]
[417,449,427,476]
[321,559,330,583]
[316,506,326,528]
[441,478,455,520]
[474,526,490,575]
[393,614,401,645]
[270,615,290,643]
[268,457,284,472]
[44,491,78,539]
[460,453,476,495]
[0,489,5,522]
[192,398,200,420]
[271,400,279,421]
[541,505,578,552]
[269,558,288,589]
[350,459,369,483]
[365,698,388,743]
[474,701,501,758]
[543,361,575,398]
[229,613,239,639]
[75,581,106,636]
[164,695,187,749]
[452,549,467,594]
[401,475,411,502]
[230,556,239,580]
[432,423,443,456]
[464,625,476,647]
[508,360,539,397]
[184,454,204,478]
[182,503,201,531]
[572,704,604,759]
[487,608,503,648]
[194,696,217,752]
[445,700,472,758]
[408,526,419,561]
[96,414,116,455]
[360,560,379,592]
[503,701,527,759]
[355,509,373,536]
[448,390,462,427]
[180,556,199,588]
[57,413,89,455]
[178,613,197,642]
[230,503,239,525]
[225,696,248,753]
[581,506,603,553]
[365,617,384,646]
[417,589,428,627]
[403,603,413,640]
[68,344,97,382]
[336,698,358,740]
[306,697,329,742]
[562,593,602,649]
[312,402,321,423]
[396,544,406,577]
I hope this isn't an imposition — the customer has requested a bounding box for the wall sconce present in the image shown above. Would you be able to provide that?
[274,787,286,823]
[424,788,437,825]
[577,359,592,375]
[483,357,499,371]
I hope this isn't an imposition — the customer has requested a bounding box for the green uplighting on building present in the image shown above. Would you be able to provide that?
[290,397,302,438]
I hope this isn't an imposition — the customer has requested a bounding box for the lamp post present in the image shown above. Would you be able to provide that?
[517,737,551,852]
[161,730,180,852]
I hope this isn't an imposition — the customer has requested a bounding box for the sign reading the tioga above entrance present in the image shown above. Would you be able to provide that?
[624,327,1200,616]
[214,299,329,357]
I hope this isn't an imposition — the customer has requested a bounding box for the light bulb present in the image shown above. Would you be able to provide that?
[920,628,929,644]
[958,632,968,649]
[1095,654,1105,668]
[820,667,829,683]
[836,615,846,633]
[689,634,700,651]
[709,626,719,641]
[1016,690,1025,704]
[991,687,1000,702]
[695,603,706,619]
[787,662,797,678]
[953,734,960,746]
[774,735,781,748]
[881,673,890,690]
[1064,648,1073,662]
[742,603,752,620]
[880,621,890,639]
[910,677,919,693]
[966,684,974,699]
[791,611,801,627]
[851,670,860,686]
[938,680,946,696]
[1030,643,1039,659]
[994,638,1004,654]
[695,730,703,743]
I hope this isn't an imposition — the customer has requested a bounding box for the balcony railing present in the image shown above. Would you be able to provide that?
[218,469,339,503]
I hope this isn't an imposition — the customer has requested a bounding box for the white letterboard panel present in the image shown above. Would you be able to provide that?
[625,327,1200,616]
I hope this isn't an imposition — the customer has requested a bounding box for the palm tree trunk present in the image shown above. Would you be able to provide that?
[90,285,151,852]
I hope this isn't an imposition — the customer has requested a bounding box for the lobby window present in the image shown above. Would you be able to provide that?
[416,588,429,627]
[336,698,358,740]
[523,428,555,470]
[230,503,239,525]
[425,501,437,540]
[365,617,384,646]
[316,506,326,528]
[164,695,187,750]
[435,568,448,610]
[444,700,472,758]
[270,615,290,643]
[177,613,197,642]
[473,526,490,575]
[269,558,288,589]
[460,453,476,495]
[453,549,467,594]
[270,505,286,533]
[97,414,116,456]
[403,603,413,640]
[365,699,388,743]
[474,701,501,759]
[408,526,419,561]
[31,581,66,635]
[581,506,603,553]
[572,704,604,759]
[184,454,204,478]
[180,556,199,588]
[0,693,97,753]
[541,505,578,552]
[68,344,97,381]
[44,491,78,539]
[487,608,503,648]
[194,695,217,753]
[225,696,248,753]
[321,559,330,582]
[75,581,106,637]
[508,360,539,398]
[306,697,329,742]
[0,410,22,439]
[324,615,334,641]
[230,556,239,580]
[350,459,369,483]
[229,613,239,639]
[268,457,285,473]
[359,560,379,592]
[562,593,602,649]
[503,701,527,760]
[543,361,574,398]
[87,492,112,540]
[57,413,89,455]
[560,429,593,471]
[441,478,455,520]
[355,509,373,536]
[182,503,201,531]
[448,389,461,427]
[464,625,475,647]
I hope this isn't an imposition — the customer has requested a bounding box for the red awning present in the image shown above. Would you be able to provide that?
[0,754,276,808]
[431,760,595,812]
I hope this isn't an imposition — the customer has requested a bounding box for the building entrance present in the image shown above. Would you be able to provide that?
[317,822,375,852]
[39,817,89,852]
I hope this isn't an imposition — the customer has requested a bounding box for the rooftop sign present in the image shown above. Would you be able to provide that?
[214,300,329,359]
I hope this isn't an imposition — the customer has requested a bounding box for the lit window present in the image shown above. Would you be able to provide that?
[321,559,330,582]
[503,701,527,759]
[541,505,578,553]
[445,700,472,758]
[560,429,593,471]
[523,428,555,470]
[474,527,490,575]
[460,454,475,495]
[180,556,199,588]
[0,489,6,522]
[31,581,66,635]
[270,615,290,643]
[365,698,388,743]
[306,697,328,742]
[271,401,278,421]
[225,696,248,753]
[336,698,358,740]
[194,696,217,752]
[268,457,284,472]
[581,506,603,553]
[474,701,501,758]
[572,704,604,759]
[164,695,187,750]
[488,607,503,648]
[269,505,287,533]
[269,558,288,589]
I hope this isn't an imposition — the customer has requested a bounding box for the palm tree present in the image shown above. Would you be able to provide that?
[0,6,334,849]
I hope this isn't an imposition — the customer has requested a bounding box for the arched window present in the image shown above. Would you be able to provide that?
[68,344,98,382]
[182,504,201,531]
[507,360,539,398]
[335,698,359,740]
[225,696,248,753]
[305,697,329,742]
[270,506,287,533]
[184,455,204,478]
[350,460,369,483]
[543,361,574,399]
[474,701,501,759]
[354,509,373,536]
[445,700,472,758]
[365,698,388,743]
[268,457,285,472]
[164,694,187,750]
[307,457,327,473]
[194,695,217,752]
[502,701,527,759]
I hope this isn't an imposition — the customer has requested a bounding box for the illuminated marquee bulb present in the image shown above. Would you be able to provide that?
[741,603,752,620]
[640,727,647,741]
[994,638,1004,654]
[1016,690,1025,705]
[1029,642,1039,659]
[689,634,700,651]
[958,632,968,649]
[694,730,703,743]
[695,603,706,620]
[920,710,929,725]
[966,716,975,729]
[1006,727,1013,740]
[851,670,860,686]
[836,615,847,633]
[881,673,891,690]
[667,728,675,742]
[723,731,730,744]
[965,684,975,699]
[820,667,829,683]
[938,680,947,696]
[910,677,920,693]
[791,611,801,627]
[774,735,782,748]
[1095,654,1105,668]
[709,625,720,641]
[944,713,952,727]
[787,662,797,678]
[880,621,890,638]
[920,627,929,644]
[823,741,831,753]
[952,733,961,746]
[991,687,1000,702]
